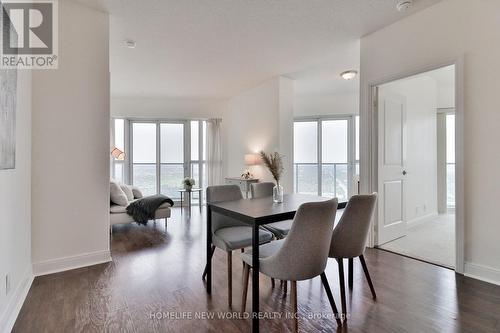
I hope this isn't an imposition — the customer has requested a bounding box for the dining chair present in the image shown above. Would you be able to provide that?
[327,193,378,322]
[250,182,293,239]
[202,185,274,307]
[240,198,342,331]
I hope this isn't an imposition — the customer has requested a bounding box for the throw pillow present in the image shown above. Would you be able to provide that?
[120,184,134,201]
[110,181,129,206]
[131,186,144,199]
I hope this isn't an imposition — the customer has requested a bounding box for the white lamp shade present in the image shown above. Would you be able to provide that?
[244,153,261,166]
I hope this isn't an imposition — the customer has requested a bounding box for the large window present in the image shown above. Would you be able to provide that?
[321,119,349,201]
[293,116,357,202]
[132,123,158,196]
[293,121,318,195]
[160,123,185,199]
[119,120,207,204]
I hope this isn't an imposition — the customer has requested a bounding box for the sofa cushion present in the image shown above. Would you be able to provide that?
[110,200,171,214]
[110,181,128,206]
[110,204,127,214]
[120,184,134,201]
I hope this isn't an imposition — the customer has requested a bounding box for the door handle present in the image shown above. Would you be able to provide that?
[402,170,407,176]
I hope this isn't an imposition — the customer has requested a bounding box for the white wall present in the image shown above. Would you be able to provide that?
[294,91,359,117]
[278,77,294,192]
[380,76,438,223]
[31,1,111,275]
[224,77,294,190]
[111,97,227,120]
[361,0,500,283]
[437,80,455,109]
[0,71,32,333]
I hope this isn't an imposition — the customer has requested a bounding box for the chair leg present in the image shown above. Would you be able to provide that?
[241,263,250,313]
[291,281,298,333]
[227,251,232,308]
[359,255,377,299]
[283,280,288,297]
[348,258,354,290]
[337,258,347,321]
[320,272,342,327]
[271,278,275,288]
[202,245,216,280]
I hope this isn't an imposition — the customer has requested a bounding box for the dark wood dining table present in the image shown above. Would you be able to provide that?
[204,193,329,333]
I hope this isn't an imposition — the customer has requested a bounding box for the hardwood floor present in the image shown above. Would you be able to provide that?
[13,207,500,333]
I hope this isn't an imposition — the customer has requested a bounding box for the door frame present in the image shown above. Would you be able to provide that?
[361,57,465,273]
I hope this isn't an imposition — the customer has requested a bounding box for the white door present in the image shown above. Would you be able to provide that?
[377,87,407,245]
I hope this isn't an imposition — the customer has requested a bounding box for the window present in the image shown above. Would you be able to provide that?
[293,116,357,202]
[160,123,185,200]
[132,123,157,196]
[111,118,125,183]
[293,121,318,195]
[321,120,348,202]
[124,120,207,204]
[446,114,455,209]
[190,120,207,204]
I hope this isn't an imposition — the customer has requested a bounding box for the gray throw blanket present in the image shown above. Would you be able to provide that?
[126,194,174,225]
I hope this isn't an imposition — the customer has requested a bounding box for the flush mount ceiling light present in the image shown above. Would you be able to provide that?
[340,70,358,80]
[124,39,136,48]
[396,0,413,12]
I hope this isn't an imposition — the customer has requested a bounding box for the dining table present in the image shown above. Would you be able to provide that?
[204,193,330,333]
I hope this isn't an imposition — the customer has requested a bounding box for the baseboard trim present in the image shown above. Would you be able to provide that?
[464,262,500,286]
[32,250,112,277]
[407,212,439,229]
[0,266,34,333]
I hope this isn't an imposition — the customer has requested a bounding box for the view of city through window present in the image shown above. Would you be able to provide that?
[112,119,207,204]
[293,116,358,203]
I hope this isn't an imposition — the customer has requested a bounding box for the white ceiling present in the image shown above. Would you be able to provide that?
[77,0,441,99]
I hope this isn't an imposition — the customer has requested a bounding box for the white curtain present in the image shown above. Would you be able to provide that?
[206,118,223,186]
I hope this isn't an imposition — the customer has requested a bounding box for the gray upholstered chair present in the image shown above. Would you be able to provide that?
[240,199,342,331]
[327,193,378,321]
[250,182,293,239]
[202,185,273,307]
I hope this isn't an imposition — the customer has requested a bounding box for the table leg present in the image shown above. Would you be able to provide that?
[180,192,183,213]
[252,222,260,332]
[206,204,212,294]
[348,258,353,290]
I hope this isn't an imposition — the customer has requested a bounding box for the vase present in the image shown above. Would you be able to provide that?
[273,183,284,203]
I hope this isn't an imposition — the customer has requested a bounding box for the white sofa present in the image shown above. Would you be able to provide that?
[110,181,171,228]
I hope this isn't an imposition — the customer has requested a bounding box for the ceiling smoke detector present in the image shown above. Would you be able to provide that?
[124,39,136,49]
[396,0,413,12]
